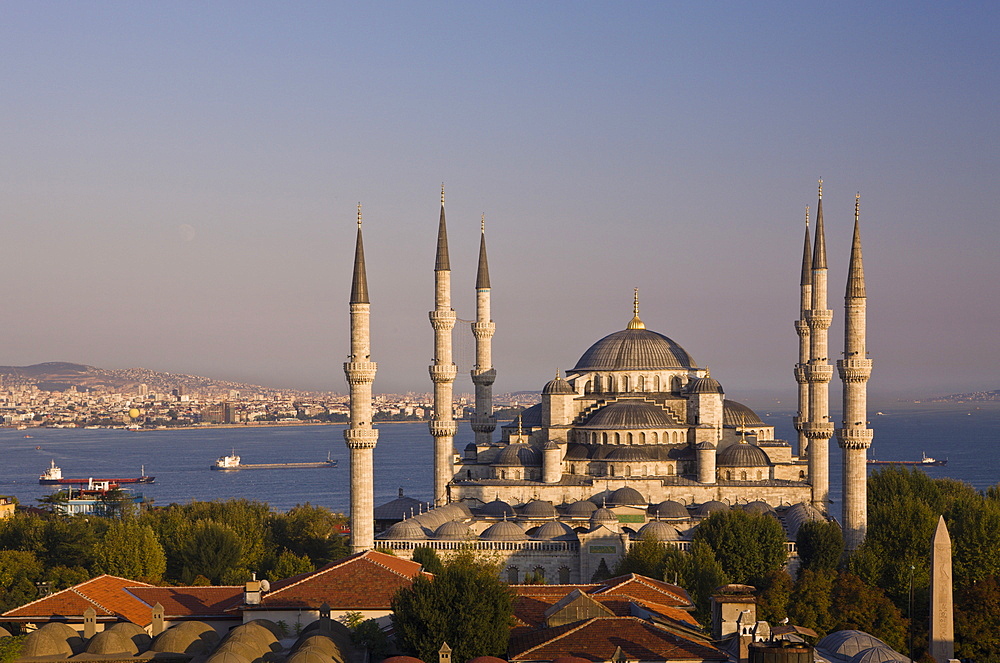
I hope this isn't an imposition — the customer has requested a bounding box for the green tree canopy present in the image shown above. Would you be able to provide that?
[693,510,786,585]
[829,572,907,653]
[391,550,514,663]
[93,519,166,582]
[411,547,445,575]
[176,520,244,585]
[796,520,844,574]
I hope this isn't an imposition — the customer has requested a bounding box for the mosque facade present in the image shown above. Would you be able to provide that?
[344,182,872,575]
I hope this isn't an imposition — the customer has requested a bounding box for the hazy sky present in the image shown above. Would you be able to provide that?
[2,2,997,403]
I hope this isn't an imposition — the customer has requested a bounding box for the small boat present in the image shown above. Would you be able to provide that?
[868,452,947,467]
[210,451,337,471]
[38,460,155,485]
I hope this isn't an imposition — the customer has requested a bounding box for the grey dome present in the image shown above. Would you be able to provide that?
[607,486,647,507]
[480,499,515,518]
[723,400,766,427]
[86,630,139,656]
[564,444,591,460]
[543,376,575,394]
[206,652,251,663]
[693,500,729,517]
[434,520,473,540]
[606,446,651,461]
[412,508,450,529]
[382,518,428,540]
[481,520,527,541]
[287,650,331,663]
[849,647,909,663]
[151,621,219,654]
[637,520,680,541]
[494,443,542,466]
[108,622,152,652]
[520,500,558,519]
[21,630,74,658]
[581,400,677,429]
[741,501,776,515]
[650,500,689,519]
[564,500,598,517]
[573,328,696,371]
[695,441,716,451]
[783,502,826,538]
[590,507,619,526]
[687,376,723,394]
[533,520,577,540]
[818,631,891,658]
[718,441,771,467]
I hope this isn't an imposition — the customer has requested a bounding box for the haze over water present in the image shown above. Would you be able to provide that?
[3,402,997,516]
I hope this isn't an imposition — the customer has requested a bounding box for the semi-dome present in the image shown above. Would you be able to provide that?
[434,520,473,540]
[494,443,542,466]
[590,507,619,526]
[650,500,689,519]
[717,441,771,467]
[687,376,723,394]
[606,446,651,461]
[607,486,647,507]
[723,400,766,427]
[636,520,680,541]
[481,520,527,541]
[543,376,575,394]
[693,500,729,517]
[520,500,558,519]
[564,500,598,517]
[573,328,696,371]
[564,444,591,460]
[580,400,678,429]
[480,498,516,518]
[533,520,577,540]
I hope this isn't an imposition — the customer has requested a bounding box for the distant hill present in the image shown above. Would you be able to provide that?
[0,362,291,396]
[928,389,1000,403]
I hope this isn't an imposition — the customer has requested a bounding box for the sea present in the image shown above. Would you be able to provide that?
[2,401,998,515]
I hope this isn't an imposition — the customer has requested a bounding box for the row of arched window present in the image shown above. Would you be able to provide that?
[583,374,686,394]
[586,430,687,445]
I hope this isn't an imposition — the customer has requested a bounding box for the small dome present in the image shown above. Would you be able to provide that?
[581,400,678,429]
[243,619,283,639]
[480,499,516,518]
[543,376,575,395]
[434,520,473,540]
[607,486,647,507]
[723,400,766,427]
[108,621,152,652]
[783,502,827,538]
[381,658,426,663]
[636,520,680,541]
[742,501,776,515]
[818,631,891,658]
[573,328,696,371]
[849,647,909,663]
[286,650,331,663]
[687,376,723,394]
[650,500,689,519]
[564,500,598,517]
[481,520,527,541]
[718,441,771,467]
[152,621,220,654]
[494,443,542,466]
[695,441,717,451]
[590,507,619,526]
[533,521,577,540]
[35,623,84,654]
[693,501,729,517]
[564,444,591,460]
[86,630,139,656]
[382,519,429,540]
[206,652,251,663]
[293,635,341,655]
[21,630,74,658]
[521,500,558,519]
[606,446,651,461]
[437,502,474,520]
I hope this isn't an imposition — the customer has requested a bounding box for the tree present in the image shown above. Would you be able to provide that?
[271,503,348,567]
[590,558,613,582]
[694,510,787,585]
[411,547,444,575]
[0,551,43,613]
[391,549,514,663]
[176,520,244,584]
[796,521,844,574]
[269,550,314,579]
[830,572,906,652]
[954,575,1000,660]
[613,535,671,578]
[787,568,835,636]
[756,569,793,624]
[685,540,730,626]
[94,519,166,582]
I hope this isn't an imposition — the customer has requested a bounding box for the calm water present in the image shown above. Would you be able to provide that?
[1,402,998,514]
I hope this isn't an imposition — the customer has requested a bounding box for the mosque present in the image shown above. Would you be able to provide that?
[343,183,872,581]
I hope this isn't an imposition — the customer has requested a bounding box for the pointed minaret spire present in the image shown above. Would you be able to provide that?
[476,214,491,289]
[812,179,827,269]
[800,206,813,287]
[435,184,451,271]
[350,203,369,305]
[627,288,645,330]
[846,193,866,298]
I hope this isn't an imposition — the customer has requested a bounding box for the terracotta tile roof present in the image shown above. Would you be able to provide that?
[2,575,154,626]
[126,586,243,617]
[592,574,691,607]
[509,616,726,662]
[256,550,427,610]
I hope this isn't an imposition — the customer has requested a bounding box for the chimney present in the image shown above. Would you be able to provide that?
[244,580,262,605]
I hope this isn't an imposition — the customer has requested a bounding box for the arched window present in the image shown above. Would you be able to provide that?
[627,432,633,444]
[625,465,632,477]
[671,376,681,392]
[584,380,593,394]
[741,471,747,481]
[607,376,615,392]
[602,432,608,444]
[594,375,602,392]
[651,431,658,443]
[726,471,732,480]
[532,566,545,582]
[757,470,763,480]
[622,375,629,391]
[500,470,506,479]
[570,463,576,474]
[559,566,571,583]
[799,470,806,480]
[507,566,519,583]
[654,375,661,391]
[610,465,616,476]
[668,465,675,475]
[639,432,646,444]
[466,470,471,479]
[638,375,645,391]
[614,433,621,444]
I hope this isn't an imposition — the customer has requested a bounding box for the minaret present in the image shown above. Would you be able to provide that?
[471,214,497,447]
[803,180,834,509]
[429,185,458,506]
[793,207,813,459]
[836,194,873,550]
[343,203,379,552]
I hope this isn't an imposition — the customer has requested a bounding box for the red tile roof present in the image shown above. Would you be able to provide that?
[592,574,690,607]
[509,616,726,662]
[255,550,428,610]
[2,575,155,626]
[126,586,243,617]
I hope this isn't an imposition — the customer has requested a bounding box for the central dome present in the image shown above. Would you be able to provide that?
[573,328,695,371]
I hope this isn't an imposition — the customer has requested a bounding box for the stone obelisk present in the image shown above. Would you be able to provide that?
[344,204,379,552]
[930,515,955,662]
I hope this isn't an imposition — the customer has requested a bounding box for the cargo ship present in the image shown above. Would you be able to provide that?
[210,452,337,471]
[867,452,947,467]
[38,460,155,485]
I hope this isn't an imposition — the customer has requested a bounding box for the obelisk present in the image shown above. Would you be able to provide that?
[929,515,954,662]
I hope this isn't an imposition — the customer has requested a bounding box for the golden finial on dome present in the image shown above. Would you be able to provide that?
[705,366,711,378]
[357,202,362,228]
[627,288,645,330]
[555,368,561,380]
[517,413,523,437]
[805,205,810,228]
[818,178,823,199]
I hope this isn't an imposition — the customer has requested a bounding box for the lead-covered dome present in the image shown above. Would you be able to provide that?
[494,444,542,467]
[717,441,771,467]
[573,328,695,371]
[580,400,678,429]
[723,400,766,427]
[481,520,527,541]
[607,486,647,507]
[543,376,575,394]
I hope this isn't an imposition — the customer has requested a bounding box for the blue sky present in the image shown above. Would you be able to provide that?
[1,2,997,401]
